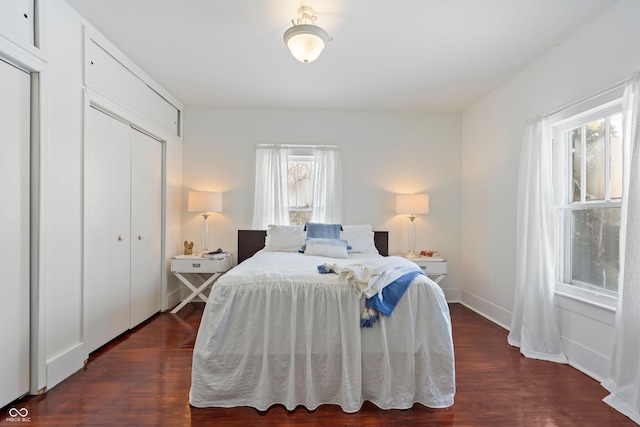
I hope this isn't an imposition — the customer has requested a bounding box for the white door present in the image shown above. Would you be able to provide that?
[0,59,30,407]
[85,107,131,352]
[130,129,162,327]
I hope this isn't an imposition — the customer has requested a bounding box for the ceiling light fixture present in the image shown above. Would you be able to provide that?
[283,6,330,63]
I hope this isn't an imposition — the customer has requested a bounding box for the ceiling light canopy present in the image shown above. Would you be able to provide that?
[283,6,329,63]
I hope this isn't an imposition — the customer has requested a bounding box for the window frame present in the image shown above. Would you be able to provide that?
[550,87,624,305]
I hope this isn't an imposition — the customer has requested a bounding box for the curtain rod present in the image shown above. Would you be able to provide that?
[256,143,338,149]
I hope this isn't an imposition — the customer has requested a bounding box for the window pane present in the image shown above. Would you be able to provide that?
[610,113,623,199]
[571,208,620,292]
[571,127,581,202]
[298,162,311,207]
[288,161,296,206]
[289,210,310,225]
[585,119,605,200]
[288,161,312,208]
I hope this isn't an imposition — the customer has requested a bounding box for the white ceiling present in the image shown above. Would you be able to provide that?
[63,0,620,112]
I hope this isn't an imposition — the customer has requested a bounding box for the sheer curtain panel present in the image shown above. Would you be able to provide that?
[252,145,290,229]
[602,71,640,424]
[310,146,343,224]
[507,116,567,363]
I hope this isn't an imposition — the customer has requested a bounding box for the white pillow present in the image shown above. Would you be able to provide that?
[264,225,306,252]
[341,224,379,254]
[303,238,349,258]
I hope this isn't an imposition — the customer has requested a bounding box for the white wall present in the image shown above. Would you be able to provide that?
[182,107,462,301]
[460,0,640,379]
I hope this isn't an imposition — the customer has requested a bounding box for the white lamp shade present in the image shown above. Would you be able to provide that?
[284,24,328,63]
[188,191,222,213]
[396,194,430,215]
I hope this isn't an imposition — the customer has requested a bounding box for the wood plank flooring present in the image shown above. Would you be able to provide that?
[1,303,634,426]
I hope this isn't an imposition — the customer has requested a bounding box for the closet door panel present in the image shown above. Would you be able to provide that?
[107,116,132,339]
[85,108,131,351]
[0,0,35,46]
[130,130,162,327]
[0,59,30,408]
[85,108,112,352]
[87,40,179,136]
[87,41,147,117]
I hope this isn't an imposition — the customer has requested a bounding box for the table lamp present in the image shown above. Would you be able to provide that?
[396,194,429,258]
[188,191,222,254]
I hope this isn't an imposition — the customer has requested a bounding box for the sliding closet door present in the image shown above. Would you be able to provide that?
[0,59,30,407]
[85,107,132,353]
[130,129,162,327]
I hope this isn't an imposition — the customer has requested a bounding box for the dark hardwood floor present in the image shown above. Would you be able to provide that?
[1,303,633,426]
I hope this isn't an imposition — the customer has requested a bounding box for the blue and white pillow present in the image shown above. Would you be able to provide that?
[304,222,343,239]
[303,238,349,258]
[301,222,348,253]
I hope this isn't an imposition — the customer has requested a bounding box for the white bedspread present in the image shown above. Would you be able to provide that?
[189,251,455,413]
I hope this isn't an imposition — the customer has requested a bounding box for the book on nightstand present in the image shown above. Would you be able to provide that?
[202,251,228,260]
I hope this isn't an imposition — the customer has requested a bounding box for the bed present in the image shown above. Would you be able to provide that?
[189,225,455,413]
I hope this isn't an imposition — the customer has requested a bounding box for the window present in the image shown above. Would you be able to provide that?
[252,144,342,229]
[288,153,313,225]
[552,92,624,294]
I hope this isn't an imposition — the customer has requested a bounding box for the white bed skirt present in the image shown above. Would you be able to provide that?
[189,252,455,413]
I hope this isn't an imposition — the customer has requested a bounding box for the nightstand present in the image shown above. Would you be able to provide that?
[170,254,232,313]
[404,257,447,284]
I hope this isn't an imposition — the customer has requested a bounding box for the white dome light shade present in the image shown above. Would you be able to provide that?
[284,24,329,63]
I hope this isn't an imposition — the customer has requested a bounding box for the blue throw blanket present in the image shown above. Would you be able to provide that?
[318,262,425,327]
[360,270,424,327]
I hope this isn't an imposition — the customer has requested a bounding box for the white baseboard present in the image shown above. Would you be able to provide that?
[46,343,87,390]
[562,336,610,382]
[166,286,183,312]
[459,289,512,329]
[441,287,460,303]
[459,289,612,383]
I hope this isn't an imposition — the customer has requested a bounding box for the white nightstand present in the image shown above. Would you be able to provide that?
[170,254,232,313]
[404,257,447,284]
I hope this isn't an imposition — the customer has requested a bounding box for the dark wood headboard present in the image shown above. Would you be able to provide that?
[237,230,389,264]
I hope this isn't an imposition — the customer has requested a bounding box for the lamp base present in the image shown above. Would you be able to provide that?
[201,214,210,254]
[406,216,418,259]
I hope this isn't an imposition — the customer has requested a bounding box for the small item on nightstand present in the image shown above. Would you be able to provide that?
[184,240,194,255]
[202,248,227,259]
[419,250,440,257]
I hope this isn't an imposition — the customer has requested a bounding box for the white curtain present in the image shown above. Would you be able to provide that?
[310,146,343,223]
[507,116,567,363]
[602,71,640,424]
[252,145,290,229]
